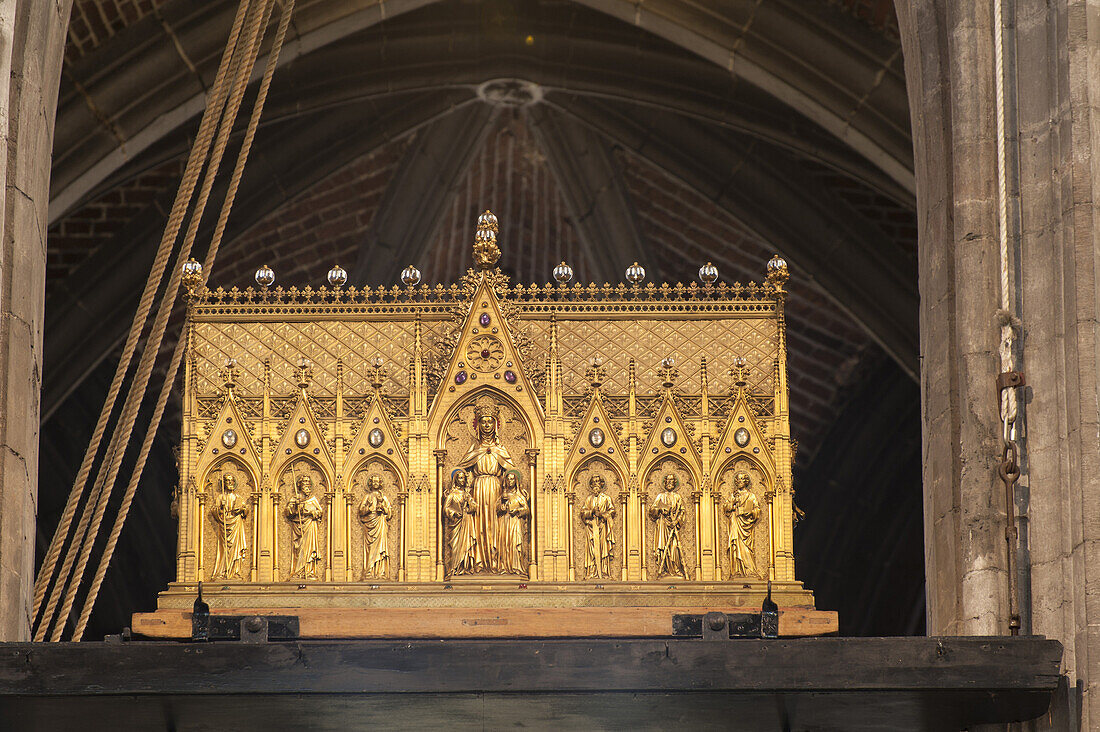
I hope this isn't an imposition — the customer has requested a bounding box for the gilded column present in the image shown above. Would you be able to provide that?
[618,489,629,581]
[564,485,575,581]
[344,493,353,581]
[260,359,273,581]
[699,356,713,580]
[639,485,648,582]
[397,489,408,582]
[526,448,539,580]
[434,449,447,581]
[271,492,281,580]
[712,490,722,580]
[334,360,346,580]
[627,359,640,579]
[691,487,703,581]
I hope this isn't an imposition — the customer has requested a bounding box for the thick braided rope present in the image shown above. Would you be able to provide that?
[72,0,296,641]
[31,0,255,640]
[44,0,273,642]
[40,0,265,642]
[993,0,1018,432]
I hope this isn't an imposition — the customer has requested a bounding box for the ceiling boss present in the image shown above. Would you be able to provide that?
[141,210,833,639]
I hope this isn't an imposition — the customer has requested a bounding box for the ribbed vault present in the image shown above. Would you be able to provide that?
[42,0,922,639]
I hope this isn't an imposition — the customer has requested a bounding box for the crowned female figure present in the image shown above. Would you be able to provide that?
[443,469,478,576]
[210,473,249,579]
[495,470,529,576]
[286,474,324,579]
[457,400,517,573]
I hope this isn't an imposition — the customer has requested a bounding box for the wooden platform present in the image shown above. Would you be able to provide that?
[0,637,1064,730]
[132,605,837,639]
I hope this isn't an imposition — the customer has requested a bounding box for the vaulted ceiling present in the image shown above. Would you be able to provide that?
[43,0,922,638]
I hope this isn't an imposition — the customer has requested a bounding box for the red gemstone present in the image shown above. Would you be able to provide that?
[481,349,491,359]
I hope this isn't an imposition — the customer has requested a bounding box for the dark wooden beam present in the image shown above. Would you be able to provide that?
[0,638,1063,729]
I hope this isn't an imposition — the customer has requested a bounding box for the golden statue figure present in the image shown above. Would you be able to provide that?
[210,473,249,579]
[443,469,477,576]
[580,474,616,579]
[495,471,529,575]
[649,473,687,579]
[456,400,516,573]
[286,474,324,579]
[358,474,392,580]
[724,471,760,577]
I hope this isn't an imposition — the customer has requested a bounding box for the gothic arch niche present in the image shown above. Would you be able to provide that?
[277,458,330,581]
[438,388,533,577]
[201,457,257,582]
[347,457,402,581]
[642,456,698,581]
[714,455,771,581]
[570,457,624,582]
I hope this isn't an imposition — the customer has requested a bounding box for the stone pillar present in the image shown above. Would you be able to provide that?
[1013,0,1100,725]
[896,1,1009,637]
[901,0,1100,725]
[0,1,71,641]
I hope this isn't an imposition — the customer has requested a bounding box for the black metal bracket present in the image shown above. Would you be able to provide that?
[672,612,767,639]
[191,613,300,642]
[673,583,780,640]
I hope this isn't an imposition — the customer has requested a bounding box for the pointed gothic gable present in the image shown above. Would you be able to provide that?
[639,392,704,479]
[270,392,336,478]
[428,274,545,431]
[564,389,629,480]
[346,394,408,478]
[195,394,262,481]
[713,389,776,474]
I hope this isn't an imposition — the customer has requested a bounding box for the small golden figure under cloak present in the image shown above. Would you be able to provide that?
[580,474,616,579]
[210,473,249,579]
[358,474,392,580]
[649,473,687,579]
[457,401,516,573]
[723,471,760,577]
[443,470,478,576]
[495,471,529,576]
[286,474,324,579]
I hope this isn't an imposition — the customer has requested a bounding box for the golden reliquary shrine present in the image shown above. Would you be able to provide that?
[135,212,837,638]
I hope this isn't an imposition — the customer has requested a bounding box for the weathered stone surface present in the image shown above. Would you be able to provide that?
[0,0,71,641]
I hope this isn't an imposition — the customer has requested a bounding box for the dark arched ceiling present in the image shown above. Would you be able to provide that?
[44,0,922,639]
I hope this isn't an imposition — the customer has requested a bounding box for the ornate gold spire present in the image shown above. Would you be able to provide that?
[473,210,501,270]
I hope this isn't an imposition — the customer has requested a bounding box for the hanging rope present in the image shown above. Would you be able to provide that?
[31,0,256,640]
[41,0,271,642]
[35,0,290,641]
[993,0,1023,637]
[72,0,297,641]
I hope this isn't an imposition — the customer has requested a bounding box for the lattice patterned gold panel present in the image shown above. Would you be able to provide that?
[191,320,451,396]
[523,319,777,395]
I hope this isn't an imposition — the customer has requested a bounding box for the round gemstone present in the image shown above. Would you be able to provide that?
[368,428,385,448]
[295,429,310,448]
[455,371,467,385]
[479,313,491,326]
[504,370,516,383]
[734,427,751,447]
[481,349,491,359]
